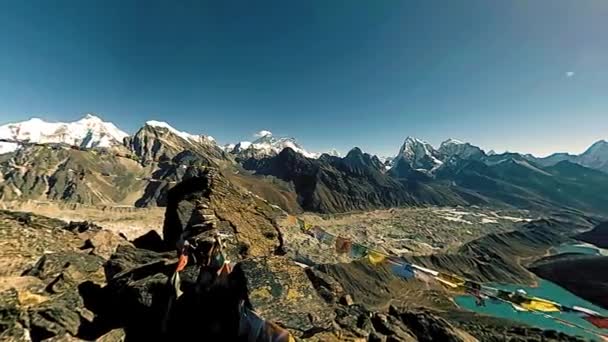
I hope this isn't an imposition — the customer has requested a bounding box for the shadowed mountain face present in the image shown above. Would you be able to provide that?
[576,221,608,248]
[242,147,608,215]
[434,157,608,215]
[125,123,231,166]
[530,255,608,310]
[242,148,479,213]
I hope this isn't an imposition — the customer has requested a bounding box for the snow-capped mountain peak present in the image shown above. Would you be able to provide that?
[438,138,485,161]
[0,114,128,153]
[440,138,464,146]
[144,120,215,144]
[396,137,443,170]
[229,130,318,159]
[576,139,608,172]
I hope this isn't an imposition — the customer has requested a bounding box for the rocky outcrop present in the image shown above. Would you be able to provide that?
[0,211,129,341]
[162,168,283,257]
[239,257,335,333]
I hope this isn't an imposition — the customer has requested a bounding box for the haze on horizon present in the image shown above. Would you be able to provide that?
[0,0,607,158]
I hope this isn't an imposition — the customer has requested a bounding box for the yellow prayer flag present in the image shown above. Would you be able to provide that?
[437,272,465,286]
[367,250,386,265]
[520,298,560,312]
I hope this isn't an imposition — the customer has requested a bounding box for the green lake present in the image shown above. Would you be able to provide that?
[455,243,608,341]
[552,244,601,256]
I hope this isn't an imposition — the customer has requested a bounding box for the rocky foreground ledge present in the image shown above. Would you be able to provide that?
[0,169,588,341]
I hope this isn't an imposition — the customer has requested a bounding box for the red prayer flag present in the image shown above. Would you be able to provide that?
[585,315,608,329]
[335,236,352,254]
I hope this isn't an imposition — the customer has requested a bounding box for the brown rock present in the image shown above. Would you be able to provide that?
[239,256,336,335]
[80,230,131,260]
[340,294,354,306]
[96,329,126,342]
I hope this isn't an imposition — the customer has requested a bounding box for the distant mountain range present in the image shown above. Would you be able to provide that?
[1,114,608,215]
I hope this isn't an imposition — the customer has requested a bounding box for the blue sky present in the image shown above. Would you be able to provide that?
[0,0,607,157]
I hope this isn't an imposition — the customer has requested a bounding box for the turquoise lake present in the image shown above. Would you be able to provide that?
[455,244,608,341]
[552,244,601,256]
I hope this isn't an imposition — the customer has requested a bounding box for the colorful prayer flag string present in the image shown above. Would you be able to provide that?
[299,219,608,337]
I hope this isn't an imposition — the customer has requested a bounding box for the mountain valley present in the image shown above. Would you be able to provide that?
[1,115,608,341]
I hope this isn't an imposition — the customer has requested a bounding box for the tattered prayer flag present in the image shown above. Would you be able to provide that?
[304,222,314,231]
[585,315,608,329]
[391,263,415,280]
[170,271,183,298]
[176,253,188,272]
[335,237,352,254]
[367,250,386,264]
[350,243,368,259]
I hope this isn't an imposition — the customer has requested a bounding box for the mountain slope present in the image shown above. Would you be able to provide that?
[436,156,608,214]
[577,140,608,173]
[125,121,230,167]
[242,147,479,213]
[0,146,149,205]
[576,221,608,248]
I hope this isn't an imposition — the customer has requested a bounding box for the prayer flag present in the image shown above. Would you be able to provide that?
[311,226,326,240]
[437,272,466,286]
[584,315,608,329]
[335,237,352,254]
[367,250,387,264]
[391,263,415,280]
[411,264,439,276]
[520,298,560,313]
[573,306,601,317]
[350,243,368,259]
